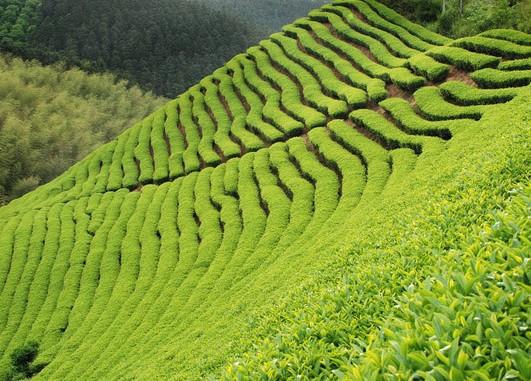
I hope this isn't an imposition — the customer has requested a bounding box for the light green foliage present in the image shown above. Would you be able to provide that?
[220,91,531,381]
[304,11,407,68]
[0,1,530,380]
[320,5,419,58]
[254,40,336,122]
[426,46,500,71]
[439,81,522,105]
[278,27,367,107]
[0,54,163,202]
[301,11,424,91]
[366,78,387,102]
[471,68,531,88]
[346,187,531,381]
[349,109,424,153]
[379,97,465,139]
[452,35,531,59]
[479,28,531,45]
[414,86,485,121]
[334,0,435,51]
[363,0,451,45]
[498,57,531,71]
[232,55,301,140]
[407,53,450,82]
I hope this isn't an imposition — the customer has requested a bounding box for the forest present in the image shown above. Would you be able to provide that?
[0,54,162,203]
[0,0,327,97]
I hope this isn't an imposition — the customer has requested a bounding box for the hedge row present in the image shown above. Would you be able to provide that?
[201,78,242,160]
[162,100,186,178]
[279,26,370,105]
[286,137,339,241]
[333,1,433,51]
[250,148,292,269]
[308,127,366,208]
[257,40,346,118]
[452,36,531,60]
[366,78,387,102]
[271,32,366,109]
[284,22,382,97]
[301,15,393,77]
[470,68,531,88]
[0,207,48,357]
[362,0,451,46]
[177,94,202,173]
[227,57,288,143]
[121,124,142,188]
[479,28,531,46]
[413,87,485,121]
[328,119,390,197]
[318,5,418,58]
[349,109,423,153]
[303,11,405,68]
[151,109,171,182]
[190,87,223,167]
[300,13,424,91]
[498,58,531,71]
[60,192,121,346]
[247,46,327,128]
[296,18,387,102]
[426,46,500,72]
[27,202,75,345]
[439,81,521,106]
[268,143,314,253]
[407,53,450,82]
[379,97,457,139]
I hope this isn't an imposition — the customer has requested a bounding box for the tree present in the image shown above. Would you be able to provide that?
[9,341,46,379]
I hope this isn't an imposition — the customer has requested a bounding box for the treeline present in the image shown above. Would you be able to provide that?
[206,0,328,35]
[0,54,164,203]
[380,0,530,37]
[0,0,326,97]
[3,0,256,97]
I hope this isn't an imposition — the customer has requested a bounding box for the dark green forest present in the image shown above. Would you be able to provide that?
[0,0,328,97]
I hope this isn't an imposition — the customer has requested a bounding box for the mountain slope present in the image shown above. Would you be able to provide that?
[0,0,529,379]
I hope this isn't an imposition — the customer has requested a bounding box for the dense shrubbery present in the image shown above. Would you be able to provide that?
[379,0,530,37]
[4,341,46,380]
[0,54,163,202]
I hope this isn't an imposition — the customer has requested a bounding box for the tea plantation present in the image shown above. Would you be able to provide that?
[0,1,529,379]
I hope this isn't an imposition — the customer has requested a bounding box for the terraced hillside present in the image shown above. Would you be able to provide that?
[0,1,530,379]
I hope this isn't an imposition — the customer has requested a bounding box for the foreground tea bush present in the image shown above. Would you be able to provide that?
[221,116,531,380]
[346,187,530,381]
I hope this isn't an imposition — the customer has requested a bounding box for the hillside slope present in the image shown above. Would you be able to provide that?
[0,0,529,379]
